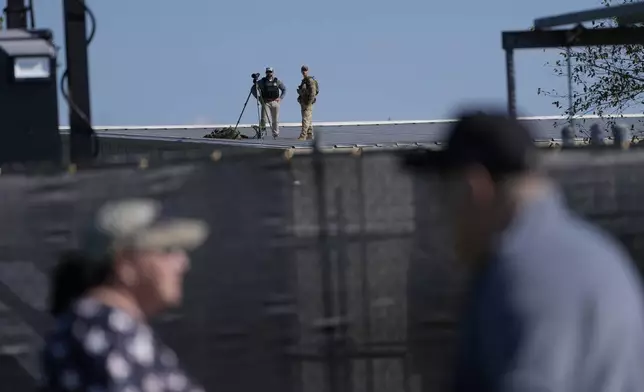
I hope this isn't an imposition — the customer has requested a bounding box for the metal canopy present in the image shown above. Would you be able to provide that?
[501,2,644,118]
[534,2,644,29]
[502,27,644,50]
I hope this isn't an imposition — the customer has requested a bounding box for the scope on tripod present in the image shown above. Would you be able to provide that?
[236,72,268,140]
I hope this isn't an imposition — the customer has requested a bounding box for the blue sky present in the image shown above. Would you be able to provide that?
[35,0,598,125]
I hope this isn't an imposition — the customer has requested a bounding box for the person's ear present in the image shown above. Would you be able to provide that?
[112,252,139,288]
[463,165,495,207]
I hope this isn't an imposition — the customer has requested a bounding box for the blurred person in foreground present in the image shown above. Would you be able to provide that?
[42,198,209,392]
[403,110,644,392]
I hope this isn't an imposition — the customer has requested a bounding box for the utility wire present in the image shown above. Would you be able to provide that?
[27,0,34,28]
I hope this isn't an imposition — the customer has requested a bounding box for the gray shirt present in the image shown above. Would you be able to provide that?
[454,188,644,392]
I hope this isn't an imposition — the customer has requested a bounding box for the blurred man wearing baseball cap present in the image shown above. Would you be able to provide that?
[42,199,209,391]
[404,109,644,391]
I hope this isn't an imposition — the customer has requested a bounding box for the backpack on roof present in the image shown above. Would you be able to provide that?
[203,127,241,140]
[312,77,319,96]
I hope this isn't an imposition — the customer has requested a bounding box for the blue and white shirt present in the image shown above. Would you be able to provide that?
[42,297,204,392]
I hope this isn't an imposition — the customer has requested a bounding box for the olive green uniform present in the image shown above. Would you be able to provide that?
[297,76,318,140]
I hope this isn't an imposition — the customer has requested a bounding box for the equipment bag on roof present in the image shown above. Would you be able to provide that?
[203,127,242,140]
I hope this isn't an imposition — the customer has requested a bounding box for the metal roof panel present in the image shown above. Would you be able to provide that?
[59,114,644,149]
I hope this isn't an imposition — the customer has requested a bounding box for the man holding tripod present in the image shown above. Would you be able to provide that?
[251,67,286,139]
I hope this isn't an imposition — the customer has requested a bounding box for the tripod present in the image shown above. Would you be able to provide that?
[233,79,272,139]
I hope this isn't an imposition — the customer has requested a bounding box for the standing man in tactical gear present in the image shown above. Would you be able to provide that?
[251,67,286,139]
[297,65,318,140]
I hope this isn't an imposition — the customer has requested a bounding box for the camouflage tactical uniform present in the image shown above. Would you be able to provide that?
[297,76,317,140]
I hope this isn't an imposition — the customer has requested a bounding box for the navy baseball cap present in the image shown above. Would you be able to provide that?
[403,110,538,178]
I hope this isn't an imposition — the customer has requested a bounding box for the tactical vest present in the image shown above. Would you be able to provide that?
[298,76,318,104]
[261,78,280,100]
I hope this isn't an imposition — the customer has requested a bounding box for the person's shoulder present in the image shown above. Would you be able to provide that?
[44,299,117,363]
[66,298,142,342]
[501,192,635,278]
[572,218,644,294]
[559,213,637,278]
[500,210,644,311]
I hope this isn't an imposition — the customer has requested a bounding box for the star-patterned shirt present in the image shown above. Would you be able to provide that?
[41,297,204,392]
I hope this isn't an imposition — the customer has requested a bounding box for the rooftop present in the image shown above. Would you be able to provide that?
[59,114,644,150]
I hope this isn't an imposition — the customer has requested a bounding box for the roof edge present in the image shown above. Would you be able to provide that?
[57,113,644,131]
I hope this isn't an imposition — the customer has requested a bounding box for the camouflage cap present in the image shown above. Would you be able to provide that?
[301,65,308,71]
[82,198,209,261]
[265,67,274,72]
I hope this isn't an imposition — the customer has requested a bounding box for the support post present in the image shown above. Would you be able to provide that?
[5,0,27,29]
[505,49,517,118]
[63,0,94,164]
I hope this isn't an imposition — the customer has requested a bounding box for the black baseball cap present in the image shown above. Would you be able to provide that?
[403,110,537,178]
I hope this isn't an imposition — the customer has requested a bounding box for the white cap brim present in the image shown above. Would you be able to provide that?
[127,219,210,251]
